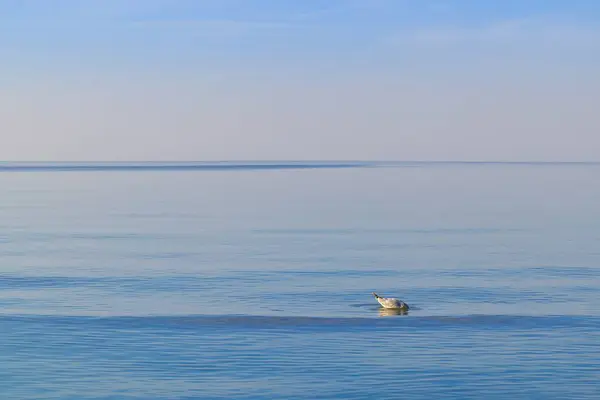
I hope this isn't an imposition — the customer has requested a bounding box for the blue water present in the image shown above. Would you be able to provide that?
[1,162,599,399]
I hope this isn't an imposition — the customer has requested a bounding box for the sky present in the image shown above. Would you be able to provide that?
[1,0,599,161]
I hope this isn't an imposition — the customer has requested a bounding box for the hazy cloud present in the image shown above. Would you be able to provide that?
[387,16,600,48]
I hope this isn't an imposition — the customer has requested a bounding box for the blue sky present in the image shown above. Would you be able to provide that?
[1,0,599,160]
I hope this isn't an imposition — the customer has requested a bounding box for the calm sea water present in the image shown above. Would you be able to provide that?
[1,162,599,399]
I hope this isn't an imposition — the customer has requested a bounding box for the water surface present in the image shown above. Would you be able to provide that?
[1,162,599,399]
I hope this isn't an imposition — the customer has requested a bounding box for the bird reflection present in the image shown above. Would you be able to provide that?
[378,307,409,317]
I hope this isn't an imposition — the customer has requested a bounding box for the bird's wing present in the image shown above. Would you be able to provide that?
[381,298,401,307]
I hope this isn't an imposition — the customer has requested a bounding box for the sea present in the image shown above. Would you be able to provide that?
[1,161,599,400]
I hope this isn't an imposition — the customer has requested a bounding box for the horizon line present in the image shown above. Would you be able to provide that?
[1,160,600,164]
[0,160,599,173]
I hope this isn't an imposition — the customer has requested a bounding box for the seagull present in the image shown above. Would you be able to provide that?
[372,292,409,311]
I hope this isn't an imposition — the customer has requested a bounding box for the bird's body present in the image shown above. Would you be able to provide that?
[372,292,409,311]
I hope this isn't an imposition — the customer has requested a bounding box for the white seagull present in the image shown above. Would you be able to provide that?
[372,292,409,311]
